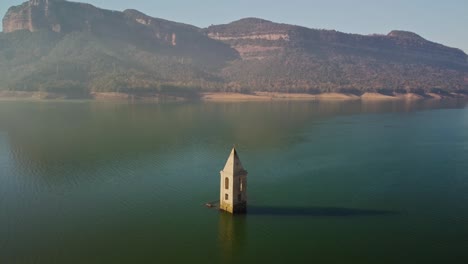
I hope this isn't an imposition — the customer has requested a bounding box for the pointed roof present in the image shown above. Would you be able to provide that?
[222,147,247,176]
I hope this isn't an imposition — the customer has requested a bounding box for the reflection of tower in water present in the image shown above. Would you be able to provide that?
[218,212,247,262]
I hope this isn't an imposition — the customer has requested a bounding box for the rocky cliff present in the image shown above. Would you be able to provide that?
[3,0,67,33]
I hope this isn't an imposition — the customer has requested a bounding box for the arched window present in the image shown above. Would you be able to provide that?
[240,178,243,192]
[225,177,229,190]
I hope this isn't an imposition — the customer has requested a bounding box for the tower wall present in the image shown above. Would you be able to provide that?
[220,170,234,213]
[219,173,247,214]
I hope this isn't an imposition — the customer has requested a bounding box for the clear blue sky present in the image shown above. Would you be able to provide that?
[1,0,467,53]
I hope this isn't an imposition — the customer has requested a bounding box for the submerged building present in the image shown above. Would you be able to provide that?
[219,147,248,214]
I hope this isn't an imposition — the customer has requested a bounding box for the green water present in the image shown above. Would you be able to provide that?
[0,100,467,263]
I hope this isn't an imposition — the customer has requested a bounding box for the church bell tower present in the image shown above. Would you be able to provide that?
[220,147,248,214]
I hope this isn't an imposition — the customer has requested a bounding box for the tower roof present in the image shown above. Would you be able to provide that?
[222,147,247,175]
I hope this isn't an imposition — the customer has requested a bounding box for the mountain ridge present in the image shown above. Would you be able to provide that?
[1,0,467,98]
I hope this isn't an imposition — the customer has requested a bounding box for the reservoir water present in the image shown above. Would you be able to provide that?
[0,99,467,263]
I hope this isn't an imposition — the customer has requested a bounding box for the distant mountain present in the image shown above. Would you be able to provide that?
[205,18,468,94]
[1,0,467,98]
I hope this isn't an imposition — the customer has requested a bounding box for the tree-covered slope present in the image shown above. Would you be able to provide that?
[205,18,468,94]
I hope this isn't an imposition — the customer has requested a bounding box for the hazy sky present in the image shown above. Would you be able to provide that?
[1,0,467,53]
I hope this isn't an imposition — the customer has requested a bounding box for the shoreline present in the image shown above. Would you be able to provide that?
[0,91,466,102]
[202,92,467,102]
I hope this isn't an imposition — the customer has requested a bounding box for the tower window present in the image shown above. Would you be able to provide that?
[225,177,229,190]
[225,194,229,200]
[240,179,243,192]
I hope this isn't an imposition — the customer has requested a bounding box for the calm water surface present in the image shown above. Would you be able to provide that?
[0,99,467,263]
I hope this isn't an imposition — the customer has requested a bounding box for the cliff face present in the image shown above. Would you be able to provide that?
[205,18,292,60]
[1,0,206,47]
[2,0,146,35]
[3,0,62,33]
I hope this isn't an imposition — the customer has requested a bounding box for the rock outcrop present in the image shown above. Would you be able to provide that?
[3,0,62,33]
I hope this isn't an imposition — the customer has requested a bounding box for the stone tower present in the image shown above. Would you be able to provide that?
[220,147,248,214]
